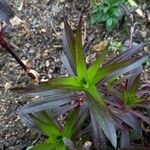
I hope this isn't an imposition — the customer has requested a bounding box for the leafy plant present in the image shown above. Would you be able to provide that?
[106,68,150,148]
[91,0,144,32]
[28,108,81,150]
[91,0,126,31]
[11,16,148,149]
[1,12,149,149]
[108,39,122,53]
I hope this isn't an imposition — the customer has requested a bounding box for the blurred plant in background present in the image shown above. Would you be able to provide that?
[91,0,144,31]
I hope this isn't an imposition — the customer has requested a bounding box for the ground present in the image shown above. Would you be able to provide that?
[0,0,149,149]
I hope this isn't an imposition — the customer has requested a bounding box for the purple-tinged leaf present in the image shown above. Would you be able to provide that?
[29,89,71,100]
[137,90,150,97]
[50,103,77,118]
[128,74,141,93]
[110,107,141,132]
[10,83,45,94]
[140,82,150,88]
[18,94,75,131]
[63,137,77,150]
[135,101,150,109]
[105,43,147,66]
[120,128,130,149]
[75,103,89,133]
[94,59,134,84]
[90,112,106,150]
[76,125,92,138]
[61,52,74,76]
[130,110,150,125]
[0,0,14,23]
[104,95,124,109]
[99,56,148,84]
[63,17,76,74]
[10,84,72,100]
[87,97,117,148]
[17,95,73,115]
[126,67,142,91]
[19,113,38,130]
[107,86,124,100]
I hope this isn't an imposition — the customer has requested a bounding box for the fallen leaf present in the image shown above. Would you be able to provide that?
[92,41,107,52]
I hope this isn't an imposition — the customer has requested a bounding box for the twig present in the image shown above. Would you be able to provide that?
[0,27,38,82]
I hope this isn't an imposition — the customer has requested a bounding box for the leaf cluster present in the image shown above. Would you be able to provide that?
[91,0,126,31]
[1,11,149,149]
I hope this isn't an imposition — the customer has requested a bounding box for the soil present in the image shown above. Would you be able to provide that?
[0,0,149,150]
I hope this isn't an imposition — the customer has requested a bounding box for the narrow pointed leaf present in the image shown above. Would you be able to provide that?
[75,103,89,133]
[63,17,76,74]
[130,74,140,93]
[87,47,107,81]
[86,85,106,108]
[135,101,150,109]
[126,67,142,90]
[75,16,87,79]
[91,112,106,150]
[94,59,133,84]
[0,0,14,23]
[42,77,81,90]
[18,95,73,115]
[63,107,79,138]
[86,86,117,148]
[56,143,66,150]
[30,143,55,150]
[29,113,60,137]
[111,107,141,132]
[105,43,147,66]
[89,102,117,148]
[130,110,150,125]
[63,137,77,150]
[120,128,130,149]
[61,52,74,76]
[18,92,78,128]
[95,56,148,84]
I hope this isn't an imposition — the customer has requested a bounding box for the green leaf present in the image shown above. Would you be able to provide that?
[106,23,114,32]
[113,7,121,17]
[63,107,79,138]
[29,114,60,137]
[106,18,113,26]
[101,14,109,22]
[93,60,134,84]
[75,16,87,79]
[86,85,106,109]
[42,77,81,90]
[123,92,142,107]
[103,6,109,13]
[30,143,55,150]
[87,45,107,82]
[86,86,117,148]
[56,142,67,150]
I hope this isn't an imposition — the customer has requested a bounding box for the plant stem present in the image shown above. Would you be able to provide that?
[4,45,28,71]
